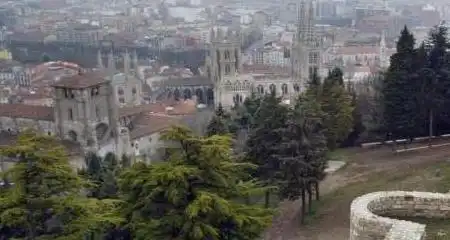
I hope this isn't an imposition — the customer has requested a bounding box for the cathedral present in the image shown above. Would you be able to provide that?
[0,0,321,162]
[159,0,321,108]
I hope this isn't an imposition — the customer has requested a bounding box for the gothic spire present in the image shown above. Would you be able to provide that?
[97,49,103,69]
[123,49,130,74]
[296,0,314,44]
[379,30,388,68]
[108,50,115,73]
[133,50,139,74]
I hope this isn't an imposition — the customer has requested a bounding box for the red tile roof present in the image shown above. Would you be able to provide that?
[0,104,54,121]
[129,114,180,140]
[51,71,109,89]
[119,103,167,117]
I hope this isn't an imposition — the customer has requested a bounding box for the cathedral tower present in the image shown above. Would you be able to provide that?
[205,27,242,107]
[108,50,116,74]
[379,30,389,69]
[123,49,131,75]
[97,49,104,69]
[291,0,321,91]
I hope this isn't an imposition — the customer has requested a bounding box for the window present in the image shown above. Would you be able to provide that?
[64,88,69,98]
[282,84,288,95]
[91,87,99,96]
[224,50,230,60]
[257,85,264,94]
[95,106,100,120]
[132,87,137,95]
[68,108,73,121]
[269,84,276,95]
[119,97,125,104]
[225,64,231,75]
[118,87,124,95]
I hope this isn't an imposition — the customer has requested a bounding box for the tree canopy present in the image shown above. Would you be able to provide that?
[0,131,122,239]
[119,126,273,240]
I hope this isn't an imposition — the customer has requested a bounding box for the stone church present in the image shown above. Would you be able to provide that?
[0,0,321,161]
[0,49,182,163]
[158,0,321,107]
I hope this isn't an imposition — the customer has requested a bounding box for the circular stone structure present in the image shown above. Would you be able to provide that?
[350,191,450,240]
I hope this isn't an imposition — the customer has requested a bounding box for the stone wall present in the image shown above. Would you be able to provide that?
[350,191,450,240]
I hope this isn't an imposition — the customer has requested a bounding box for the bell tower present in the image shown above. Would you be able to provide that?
[205,27,241,107]
[291,0,320,91]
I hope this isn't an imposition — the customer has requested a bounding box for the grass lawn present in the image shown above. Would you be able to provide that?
[306,159,450,239]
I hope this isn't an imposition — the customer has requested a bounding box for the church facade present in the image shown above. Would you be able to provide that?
[159,0,320,108]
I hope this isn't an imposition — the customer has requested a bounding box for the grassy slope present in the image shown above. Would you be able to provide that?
[308,159,450,239]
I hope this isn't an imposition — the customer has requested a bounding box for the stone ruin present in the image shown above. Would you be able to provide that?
[350,191,450,240]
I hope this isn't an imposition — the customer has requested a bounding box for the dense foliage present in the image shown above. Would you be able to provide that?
[119,126,273,239]
[0,131,122,239]
[382,24,450,139]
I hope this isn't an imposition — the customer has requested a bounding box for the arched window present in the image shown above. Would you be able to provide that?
[282,83,288,95]
[234,94,243,105]
[257,84,264,94]
[216,50,221,61]
[224,50,230,59]
[269,84,276,95]
[293,84,300,92]
[225,64,231,75]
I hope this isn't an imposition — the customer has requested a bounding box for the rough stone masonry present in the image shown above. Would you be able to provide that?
[350,191,450,240]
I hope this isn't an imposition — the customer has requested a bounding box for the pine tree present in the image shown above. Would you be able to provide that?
[275,90,328,224]
[321,69,354,149]
[121,154,131,168]
[245,93,289,207]
[206,103,232,136]
[342,91,366,146]
[307,67,322,97]
[80,152,120,200]
[383,26,423,139]
[423,25,450,136]
[119,126,273,240]
[0,131,122,239]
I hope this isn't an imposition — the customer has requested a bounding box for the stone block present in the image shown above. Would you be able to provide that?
[349,191,450,240]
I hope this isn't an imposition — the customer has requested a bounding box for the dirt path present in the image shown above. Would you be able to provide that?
[263,141,450,240]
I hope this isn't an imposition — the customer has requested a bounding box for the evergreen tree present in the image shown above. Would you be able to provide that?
[307,67,322,97]
[423,25,450,136]
[275,93,328,223]
[206,103,232,136]
[232,93,262,131]
[245,93,289,207]
[342,91,366,146]
[0,131,122,239]
[383,26,423,139]
[321,69,354,149]
[80,152,120,200]
[121,154,131,168]
[119,126,273,240]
